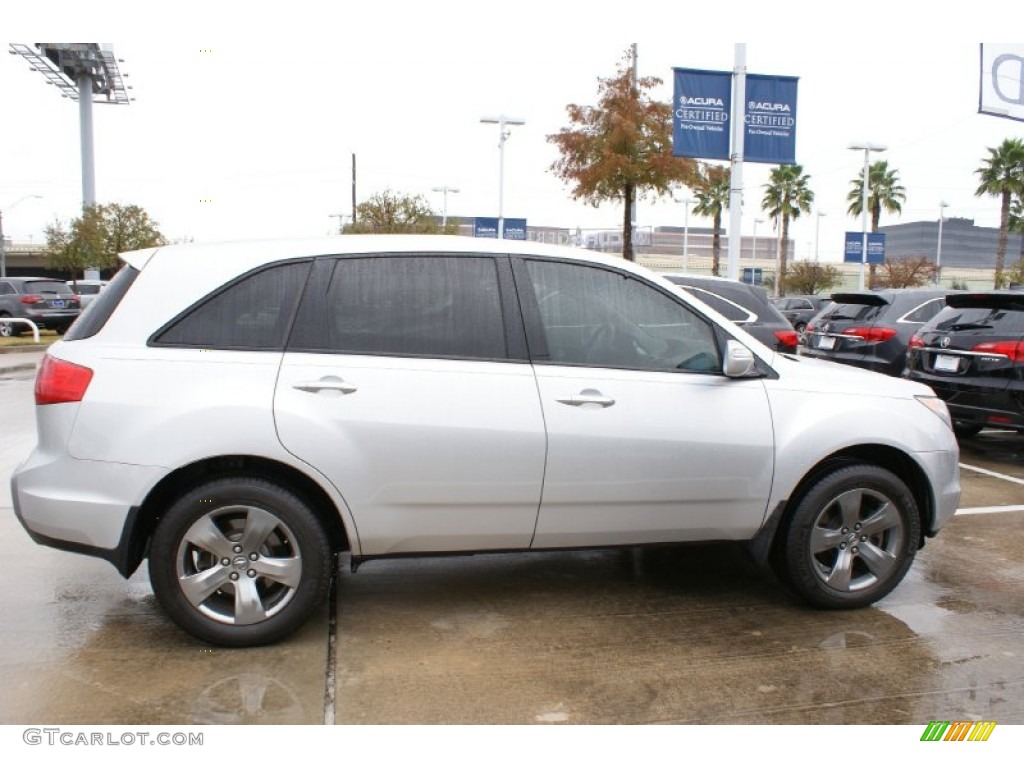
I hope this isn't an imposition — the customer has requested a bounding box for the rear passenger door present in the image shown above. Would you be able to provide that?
[274,254,547,557]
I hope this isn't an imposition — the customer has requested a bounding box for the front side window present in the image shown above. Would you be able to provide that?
[153,261,310,349]
[289,255,508,360]
[524,260,720,372]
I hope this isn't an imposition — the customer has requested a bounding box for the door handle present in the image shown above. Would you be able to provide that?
[292,376,358,395]
[556,389,615,408]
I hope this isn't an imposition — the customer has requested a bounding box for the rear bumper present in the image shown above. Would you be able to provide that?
[11,451,165,575]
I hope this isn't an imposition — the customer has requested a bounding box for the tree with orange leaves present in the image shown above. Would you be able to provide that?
[547,48,700,262]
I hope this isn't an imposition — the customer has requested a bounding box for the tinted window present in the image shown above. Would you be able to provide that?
[290,256,507,360]
[0,282,13,296]
[64,266,139,341]
[153,261,310,349]
[525,260,720,372]
[678,286,753,323]
[22,280,72,296]
[820,302,883,323]
[930,305,1024,335]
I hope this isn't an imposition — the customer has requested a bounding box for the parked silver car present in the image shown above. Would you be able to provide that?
[12,236,960,646]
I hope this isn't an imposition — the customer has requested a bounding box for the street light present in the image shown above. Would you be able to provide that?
[753,218,763,261]
[0,194,43,278]
[432,186,460,228]
[848,142,887,290]
[814,210,826,263]
[936,201,949,285]
[480,115,525,240]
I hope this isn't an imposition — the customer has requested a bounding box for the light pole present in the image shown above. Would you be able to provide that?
[432,186,460,229]
[848,142,887,290]
[814,210,826,263]
[480,115,525,239]
[753,218,763,262]
[936,201,949,285]
[677,197,693,273]
[0,195,43,278]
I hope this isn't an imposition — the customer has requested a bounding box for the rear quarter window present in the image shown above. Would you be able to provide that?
[152,261,311,350]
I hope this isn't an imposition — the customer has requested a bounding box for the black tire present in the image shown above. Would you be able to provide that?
[772,464,920,609]
[794,322,807,333]
[953,422,983,439]
[149,477,332,646]
[0,313,15,338]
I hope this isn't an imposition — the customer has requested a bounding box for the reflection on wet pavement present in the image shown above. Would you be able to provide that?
[335,538,1024,725]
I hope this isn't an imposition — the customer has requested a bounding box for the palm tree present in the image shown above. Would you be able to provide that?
[691,164,730,276]
[762,164,814,296]
[847,160,906,287]
[975,138,1024,288]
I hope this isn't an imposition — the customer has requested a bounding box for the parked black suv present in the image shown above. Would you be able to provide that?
[904,291,1024,437]
[0,277,81,337]
[773,295,833,333]
[800,288,953,376]
[663,274,799,353]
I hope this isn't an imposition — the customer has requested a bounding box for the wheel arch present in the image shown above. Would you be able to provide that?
[751,444,935,566]
[120,454,351,577]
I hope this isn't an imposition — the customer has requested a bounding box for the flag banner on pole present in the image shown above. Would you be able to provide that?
[844,232,886,264]
[672,68,731,160]
[980,44,1024,122]
[744,74,799,164]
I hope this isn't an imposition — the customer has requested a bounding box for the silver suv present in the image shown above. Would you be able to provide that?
[0,276,81,337]
[12,236,961,646]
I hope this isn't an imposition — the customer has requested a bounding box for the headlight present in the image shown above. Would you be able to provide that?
[916,395,952,431]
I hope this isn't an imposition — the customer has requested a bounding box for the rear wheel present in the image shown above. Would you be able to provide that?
[149,477,332,646]
[0,312,15,338]
[772,464,920,609]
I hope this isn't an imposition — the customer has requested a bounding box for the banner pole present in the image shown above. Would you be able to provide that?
[728,44,746,282]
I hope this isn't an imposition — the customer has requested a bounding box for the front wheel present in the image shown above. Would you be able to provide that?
[772,464,920,609]
[149,477,332,646]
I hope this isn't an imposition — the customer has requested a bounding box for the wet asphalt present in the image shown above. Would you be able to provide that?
[1,353,1022,725]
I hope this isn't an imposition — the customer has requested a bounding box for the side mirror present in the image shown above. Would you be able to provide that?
[723,340,758,378]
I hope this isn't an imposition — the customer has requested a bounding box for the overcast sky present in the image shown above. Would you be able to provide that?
[3,2,1022,265]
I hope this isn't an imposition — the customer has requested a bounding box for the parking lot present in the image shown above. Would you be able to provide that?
[1,359,1022,726]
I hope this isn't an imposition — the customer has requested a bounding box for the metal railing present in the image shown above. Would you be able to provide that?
[0,317,40,343]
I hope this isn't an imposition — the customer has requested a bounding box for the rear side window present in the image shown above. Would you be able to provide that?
[63,266,139,341]
[153,261,310,349]
[900,298,946,324]
[289,256,508,360]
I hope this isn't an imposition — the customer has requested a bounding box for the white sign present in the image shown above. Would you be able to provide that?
[980,44,1024,122]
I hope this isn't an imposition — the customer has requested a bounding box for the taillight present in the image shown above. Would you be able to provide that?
[972,340,1024,362]
[842,326,897,342]
[908,334,925,349]
[35,355,93,405]
[20,294,44,304]
[774,329,799,349]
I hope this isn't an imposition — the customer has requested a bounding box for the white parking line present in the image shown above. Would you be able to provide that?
[955,461,1024,515]
[958,462,1024,487]
[956,505,1024,515]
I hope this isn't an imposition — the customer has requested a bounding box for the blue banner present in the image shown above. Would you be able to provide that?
[474,217,527,240]
[844,232,886,264]
[672,68,731,160]
[744,74,798,165]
